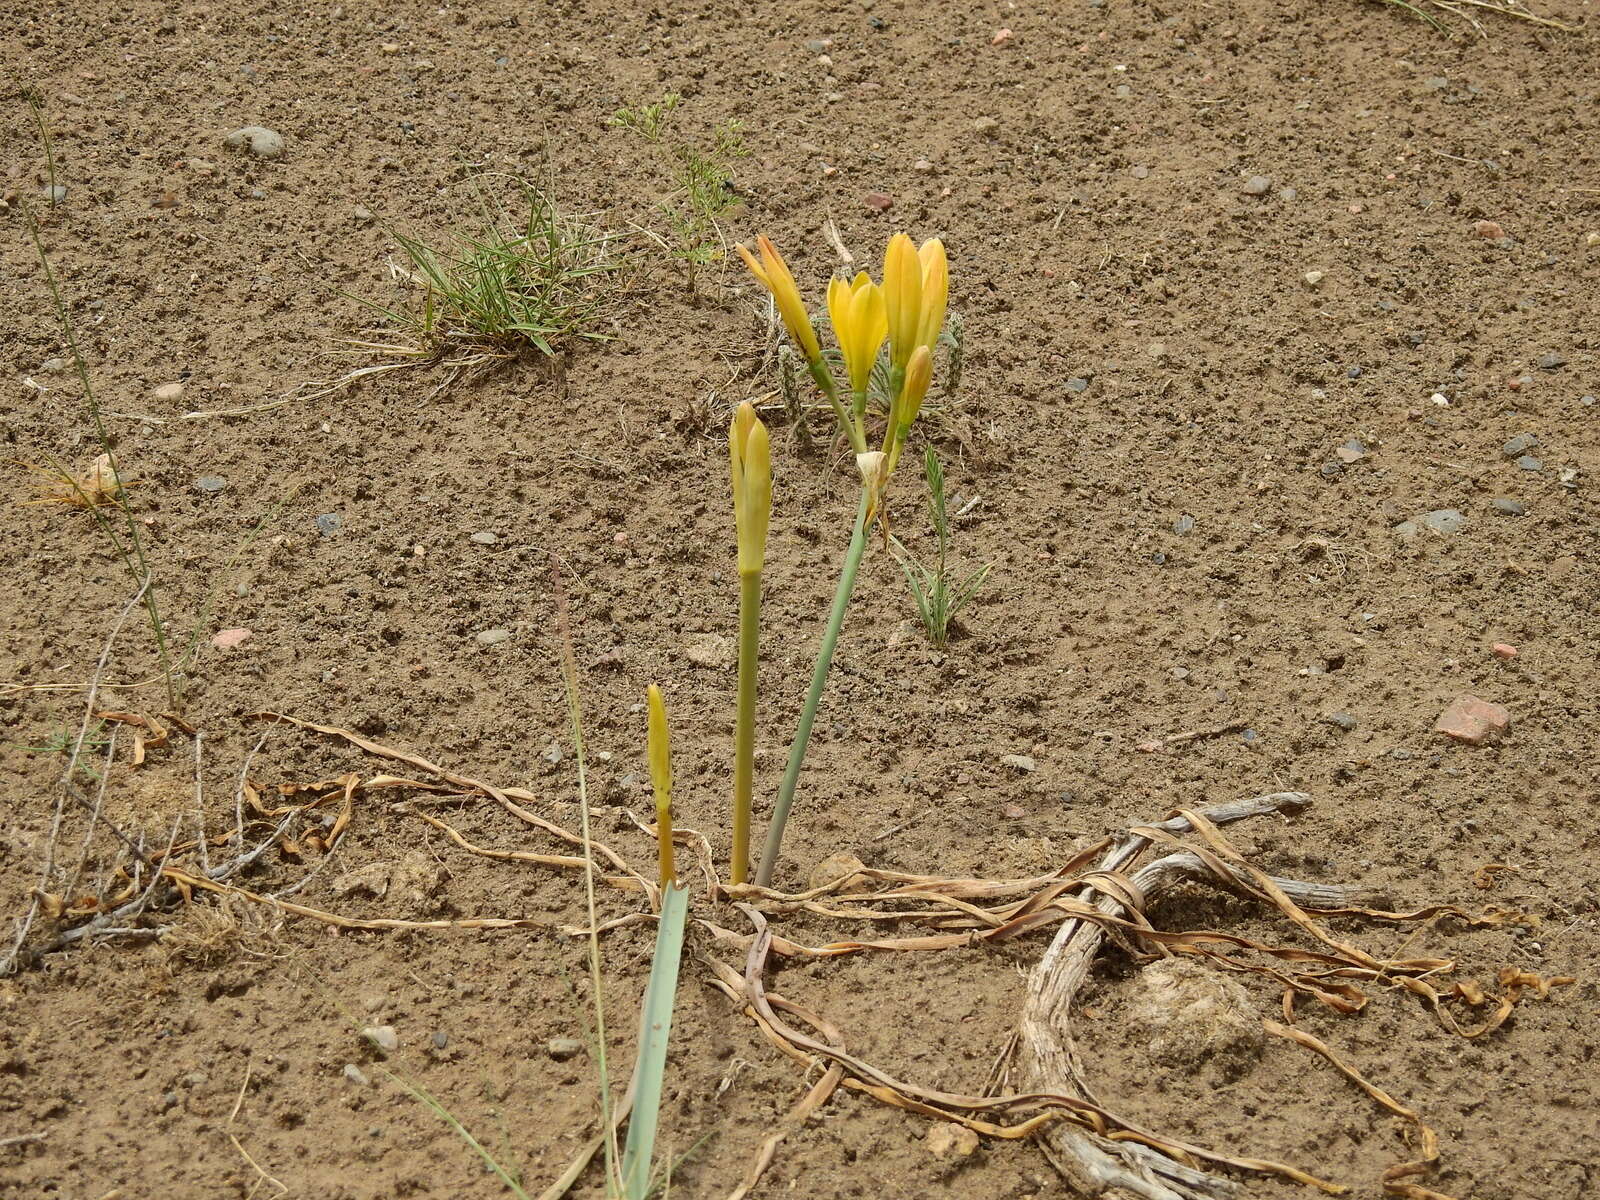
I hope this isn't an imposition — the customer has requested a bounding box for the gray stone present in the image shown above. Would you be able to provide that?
[1065,377,1090,393]
[1320,461,1344,479]
[542,742,562,764]
[547,1037,585,1062]
[1535,352,1566,370]
[1491,498,1526,516]
[1131,165,1149,179]
[1346,366,1363,379]
[1000,754,1037,773]
[353,205,374,224]
[1335,438,1367,463]
[476,627,512,646]
[195,476,227,493]
[431,1031,448,1049]
[362,1025,399,1053]
[1323,712,1358,731]
[224,125,285,159]
[40,357,70,373]
[1420,509,1467,534]
[1242,175,1271,196]
[1278,186,1297,201]
[342,1063,371,1087]
[803,37,832,52]
[1501,433,1538,457]
[1173,514,1195,536]
[42,184,68,204]
[1581,395,1596,407]
[1516,455,1543,472]
[470,530,498,545]
[314,513,342,536]
[972,116,999,135]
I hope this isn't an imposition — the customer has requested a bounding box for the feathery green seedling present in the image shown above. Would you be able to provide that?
[614,96,748,292]
[347,179,620,368]
[891,448,992,649]
[10,720,110,784]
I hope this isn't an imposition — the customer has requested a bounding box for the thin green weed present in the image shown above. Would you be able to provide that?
[890,448,992,649]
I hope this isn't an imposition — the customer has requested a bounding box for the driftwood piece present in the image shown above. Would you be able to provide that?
[1017,792,1377,1200]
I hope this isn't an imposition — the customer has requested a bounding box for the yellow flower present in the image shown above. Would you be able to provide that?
[729,400,772,577]
[826,272,888,396]
[886,345,933,474]
[737,235,822,363]
[646,684,674,887]
[881,233,923,371]
[916,239,948,351]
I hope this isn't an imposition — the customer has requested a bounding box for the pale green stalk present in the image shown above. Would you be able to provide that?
[806,359,864,454]
[732,570,760,885]
[754,488,871,888]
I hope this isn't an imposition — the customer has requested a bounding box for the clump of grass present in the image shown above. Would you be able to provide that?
[1371,0,1573,35]
[612,95,748,292]
[891,448,992,649]
[350,178,622,368]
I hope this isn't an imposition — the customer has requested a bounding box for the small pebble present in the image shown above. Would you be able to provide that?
[363,1025,399,1053]
[343,1064,371,1087]
[1242,175,1271,196]
[1335,438,1367,464]
[40,357,70,373]
[1535,352,1566,370]
[1000,754,1036,773]
[1581,395,1596,407]
[1516,455,1542,472]
[1303,269,1324,286]
[1491,498,1526,516]
[1173,514,1195,536]
[195,476,227,493]
[1491,643,1517,660]
[470,530,498,545]
[1474,219,1507,240]
[1346,366,1363,379]
[223,125,285,159]
[314,513,342,536]
[1420,509,1467,535]
[1001,802,1026,819]
[547,1037,585,1062]
[912,157,934,172]
[1320,461,1344,480]
[972,116,999,135]
[1501,433,1538,458]
[1279,186,1297,201]
[1131,164,1149,179]
[431,1031,448,1049]
[353,205,374,224]
[543,742,563,763]
[863,191,893,212]
[476,628,512,646]
[1324,712,1358,732]
[153,382,185,403]
[43,184,68,204]
[1065,377,1090,394]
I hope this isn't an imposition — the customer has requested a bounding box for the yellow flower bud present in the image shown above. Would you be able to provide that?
[886,345,933,475]
[881,233,923,371]
[646,684,674,887]
[826,272,888,397]
[736,235,822,364]
[729,401,772,577]
[916,239,948,351]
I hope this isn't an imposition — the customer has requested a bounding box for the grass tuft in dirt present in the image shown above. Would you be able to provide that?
[348,178,622,370]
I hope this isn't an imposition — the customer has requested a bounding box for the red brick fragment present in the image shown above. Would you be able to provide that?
[1433,695,1510,745]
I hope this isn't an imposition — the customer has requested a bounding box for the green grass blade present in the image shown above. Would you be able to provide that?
[619,882,691,1199]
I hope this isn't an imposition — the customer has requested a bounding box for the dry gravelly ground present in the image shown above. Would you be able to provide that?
[2,1,1599,1197]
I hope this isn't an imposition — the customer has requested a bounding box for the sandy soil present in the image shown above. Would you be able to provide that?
[3,1,1598,1197]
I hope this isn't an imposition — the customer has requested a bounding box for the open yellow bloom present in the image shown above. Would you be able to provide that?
[646,684,674,887]
[737,235,822,364]
[826,272,888,396]
[729,401,772,577]
[916,239,948,352]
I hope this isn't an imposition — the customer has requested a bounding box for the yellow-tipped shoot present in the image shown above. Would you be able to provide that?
[647,684,674,889]
[885,344,934,474]
[730,401,772,577]
[737,235,822,364]
[916,239,948,353]
[827,271,888,401]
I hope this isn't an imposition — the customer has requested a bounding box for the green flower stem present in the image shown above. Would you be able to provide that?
[807,358,865,454]
[732,569,761,886]
[755,487,871,888]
